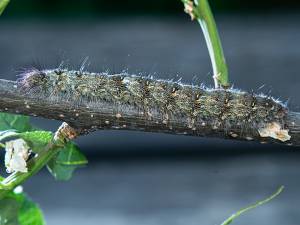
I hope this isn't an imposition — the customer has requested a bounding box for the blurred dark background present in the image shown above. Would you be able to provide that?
[1,1,300,225]
[2,0,300,17]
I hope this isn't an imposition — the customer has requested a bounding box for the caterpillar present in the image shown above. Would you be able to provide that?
[14,68,290,143]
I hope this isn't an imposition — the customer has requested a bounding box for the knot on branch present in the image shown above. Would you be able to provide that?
[54,122,79,143]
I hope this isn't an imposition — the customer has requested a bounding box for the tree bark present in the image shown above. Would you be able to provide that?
[0,78,299,146]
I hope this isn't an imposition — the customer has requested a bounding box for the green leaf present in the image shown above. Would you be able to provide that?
[20,131,53,153]
[0,0,10,15]
[0,197,19,225]
[220,186,284,225]
[0,188,45,225]
[47,161,77,181]
[0,130,51,151]
[47,142,88,181]
[0,113,32,132]
[55,142,88,166]
[18,193,45,225]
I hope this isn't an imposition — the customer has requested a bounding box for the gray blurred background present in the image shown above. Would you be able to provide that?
[1,1,300,225]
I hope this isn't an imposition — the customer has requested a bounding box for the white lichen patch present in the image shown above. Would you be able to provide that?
[5,139,30,173]
[258,122,291,142]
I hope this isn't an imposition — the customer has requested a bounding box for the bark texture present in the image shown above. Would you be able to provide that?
[0,69,299,146]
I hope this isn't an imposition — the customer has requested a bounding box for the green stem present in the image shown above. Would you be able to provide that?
[182,0,229,88]
[0,141,61,199]
[220,186,284,225]
[0,0,10,15]
[0,123,77,199]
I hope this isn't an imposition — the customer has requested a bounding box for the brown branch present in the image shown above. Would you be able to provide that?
[0,78,299,146]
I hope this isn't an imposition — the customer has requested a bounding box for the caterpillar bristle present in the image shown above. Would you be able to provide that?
[17,68,288,138]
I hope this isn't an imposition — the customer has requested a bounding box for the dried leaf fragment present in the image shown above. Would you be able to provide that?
[258,122,291,142]
[183,0,196,20]
[5,139,30,173]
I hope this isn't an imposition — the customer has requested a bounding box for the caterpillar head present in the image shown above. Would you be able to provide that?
[17,69,49,95]
[18,69,47,87]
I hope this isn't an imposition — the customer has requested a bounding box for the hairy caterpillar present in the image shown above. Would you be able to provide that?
[14,68,289,142]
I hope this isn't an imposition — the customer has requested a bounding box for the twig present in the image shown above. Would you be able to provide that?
[182,0,229,88]
[0,0,10,15]
[0,122,80,199]
[0,78,299,146]
[220,186,284,225]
